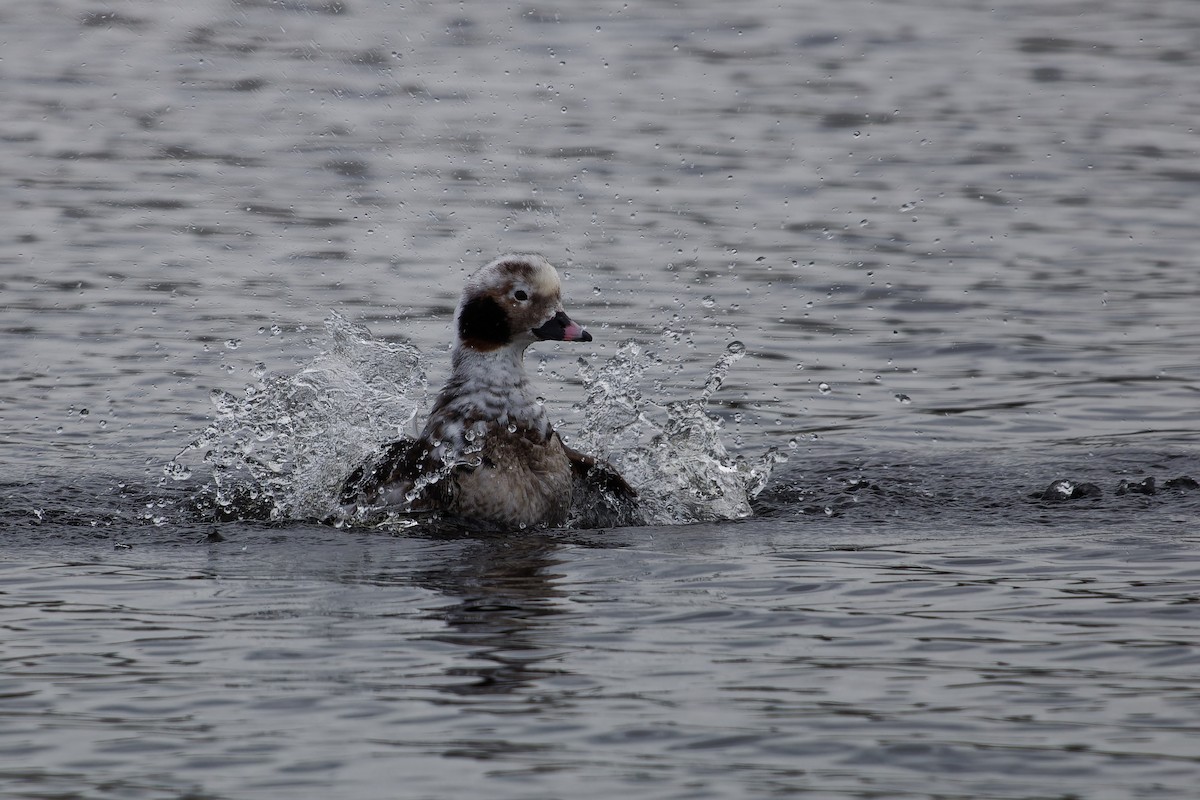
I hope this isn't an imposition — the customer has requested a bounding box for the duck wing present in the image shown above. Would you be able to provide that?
[562,440,642,528]
[563,441,637,499]
[338,437,445,509]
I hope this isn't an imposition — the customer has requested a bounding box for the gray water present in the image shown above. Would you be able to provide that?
[3,0,1200,798]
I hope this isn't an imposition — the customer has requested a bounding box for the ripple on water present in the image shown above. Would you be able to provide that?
[2,0,1200,798]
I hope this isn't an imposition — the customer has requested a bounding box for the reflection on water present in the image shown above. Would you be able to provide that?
[414,534,570,698]
[4,517,1200,799]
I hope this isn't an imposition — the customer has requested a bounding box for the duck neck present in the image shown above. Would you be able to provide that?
[430,342,550,437]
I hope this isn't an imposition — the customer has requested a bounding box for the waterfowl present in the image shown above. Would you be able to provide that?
[339,254,635,528]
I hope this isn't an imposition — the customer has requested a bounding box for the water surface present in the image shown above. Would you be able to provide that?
[3,1,1199,798]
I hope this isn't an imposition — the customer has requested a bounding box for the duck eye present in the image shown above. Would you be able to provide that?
[513,290,529,302]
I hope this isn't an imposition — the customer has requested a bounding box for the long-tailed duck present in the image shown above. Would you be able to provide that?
[339,254,635,528]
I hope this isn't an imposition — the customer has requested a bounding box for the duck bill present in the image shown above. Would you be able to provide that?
[532,310,592,342]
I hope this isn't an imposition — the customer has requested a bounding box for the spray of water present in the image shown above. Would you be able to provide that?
[166,317,781,528]
[571,339,782,525]
[165,313,427,522]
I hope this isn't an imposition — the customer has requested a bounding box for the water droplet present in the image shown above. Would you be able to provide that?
[726,340,746,356]
[209,389,239,415]
[818,382,832,395]
[163,462,193,481]
[701,295,716,308]
[894,393,912,404]
[79,408,90,417]
[225,339,241,350]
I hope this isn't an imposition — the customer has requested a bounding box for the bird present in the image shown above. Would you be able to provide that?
[338,254,636,529]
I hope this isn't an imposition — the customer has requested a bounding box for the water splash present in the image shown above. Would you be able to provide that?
[571,339,783,525]
[165,313,427,522]
[168,319,781,528]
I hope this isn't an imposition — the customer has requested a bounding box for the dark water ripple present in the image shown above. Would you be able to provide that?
[4,0,1200,798]
[3,510,1200,799]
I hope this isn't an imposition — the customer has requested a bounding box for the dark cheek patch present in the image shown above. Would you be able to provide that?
[459,294,510,349]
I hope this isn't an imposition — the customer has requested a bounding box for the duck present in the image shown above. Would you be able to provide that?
[338,254,636,529]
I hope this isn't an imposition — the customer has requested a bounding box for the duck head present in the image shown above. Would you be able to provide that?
[455,254,592,352]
